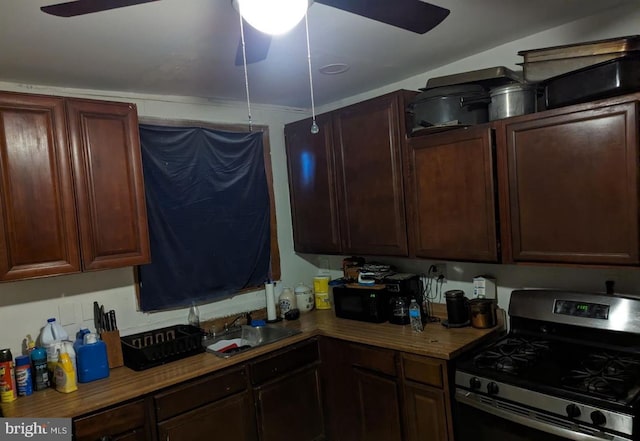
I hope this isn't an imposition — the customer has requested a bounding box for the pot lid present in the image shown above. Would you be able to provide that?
[416,84,486,99]
[425,66,523,89]
[444,289,465,298]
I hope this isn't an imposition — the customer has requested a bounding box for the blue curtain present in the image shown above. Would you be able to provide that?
[138,124,271,311]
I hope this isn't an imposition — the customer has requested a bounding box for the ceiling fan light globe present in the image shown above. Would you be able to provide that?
[237,0,308,35]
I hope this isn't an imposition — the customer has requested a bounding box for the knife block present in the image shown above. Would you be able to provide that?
[100,330,124,368]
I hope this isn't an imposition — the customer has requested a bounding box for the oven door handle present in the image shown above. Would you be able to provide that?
[456,390,622,441]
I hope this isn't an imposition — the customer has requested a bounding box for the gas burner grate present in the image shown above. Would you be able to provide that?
[473,337,551,374]
[562,352,640,401]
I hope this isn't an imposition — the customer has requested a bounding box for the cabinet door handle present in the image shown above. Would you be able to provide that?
[98,437,112,441]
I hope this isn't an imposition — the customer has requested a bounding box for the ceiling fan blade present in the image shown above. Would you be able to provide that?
[235,21,272,66]
[41,0,160,17]
[315,0,450,34]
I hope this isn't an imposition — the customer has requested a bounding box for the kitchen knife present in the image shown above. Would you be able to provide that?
[99,305,106,332]
[94,301,102,333]
[108,310,117,331]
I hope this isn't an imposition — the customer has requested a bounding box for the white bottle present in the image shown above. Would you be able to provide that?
[409,299,423,332]
[40,318,70,374]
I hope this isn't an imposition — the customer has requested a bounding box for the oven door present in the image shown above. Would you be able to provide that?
[454,389,630,441]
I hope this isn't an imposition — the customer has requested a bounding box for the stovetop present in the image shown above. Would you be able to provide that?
[455,290,640,439]
[457,332,640,411]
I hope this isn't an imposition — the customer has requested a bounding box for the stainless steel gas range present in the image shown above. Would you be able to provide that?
[454,289,640,441]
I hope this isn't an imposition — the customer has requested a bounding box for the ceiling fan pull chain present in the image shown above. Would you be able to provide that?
[304,13,319,135]
[238,13,253,131]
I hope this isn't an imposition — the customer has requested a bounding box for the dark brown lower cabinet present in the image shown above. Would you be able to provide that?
[403,382,448,441]
[321,338,453,441]
[353,367,402,441]
[255,366,324,441]
[320,338,403,441]
[154,366,256,441]
[74,337,454,441]
[157,392,256,441]
[251,338,325,441]
[74,399,151,441]
[401,353,452,441]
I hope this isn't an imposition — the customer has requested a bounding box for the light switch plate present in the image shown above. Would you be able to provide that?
[82,302,95,321]
[58,302,77,326]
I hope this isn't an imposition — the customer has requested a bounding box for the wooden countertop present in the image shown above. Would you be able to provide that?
[1,304,504,419]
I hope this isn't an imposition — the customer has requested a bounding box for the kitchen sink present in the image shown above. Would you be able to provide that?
[203,324,301,358]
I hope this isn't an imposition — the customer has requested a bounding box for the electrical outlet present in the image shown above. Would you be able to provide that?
[428,264,447,281]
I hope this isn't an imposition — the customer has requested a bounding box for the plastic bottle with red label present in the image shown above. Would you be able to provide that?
[0,348,17,403]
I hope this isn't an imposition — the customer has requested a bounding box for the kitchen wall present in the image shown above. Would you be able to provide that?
[2,2,640,355]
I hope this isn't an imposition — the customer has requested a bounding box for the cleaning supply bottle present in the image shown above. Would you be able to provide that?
[74,328,91,353]
[30,346,50,391]
[409,298,423,332]
[15,355,33,396]
[0,348,17,403]
[54,348,77,393]
[40,317,69,379]
[25,334,36,354]
[76,333,109,383]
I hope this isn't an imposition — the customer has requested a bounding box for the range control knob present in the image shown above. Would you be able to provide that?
[486,382,499,395]
[591,411,606,426]
[469,377,482,390]
[566,404,581,418]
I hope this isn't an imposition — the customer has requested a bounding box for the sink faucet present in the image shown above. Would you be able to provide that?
[224,312,252,332]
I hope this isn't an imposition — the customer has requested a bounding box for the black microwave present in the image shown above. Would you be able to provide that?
[333,284,389,323]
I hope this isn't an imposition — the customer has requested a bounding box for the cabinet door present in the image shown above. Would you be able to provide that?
[285,114,341,253]
[157,392,257,441]
[353,367,402,441]
[320,338,401,441]
[405,126,498,261]
[255,366,325,441]
[403,382,449,441]
[66,99,150,270]
[333,91,413,256]
[502,102,639,265]
[0,92,80,280]
[74,399,149,441]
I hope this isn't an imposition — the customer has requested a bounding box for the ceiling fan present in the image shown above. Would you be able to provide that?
[40,0,450,65]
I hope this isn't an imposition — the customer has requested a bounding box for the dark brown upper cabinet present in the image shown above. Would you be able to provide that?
[405,126,499,262]
[285,114,342,254]
[0,91,150,281]
[0,92,81,280]
[333,91,414,256]
[66,98,150,270]
[497,98,640,265]
[285,90,415,256]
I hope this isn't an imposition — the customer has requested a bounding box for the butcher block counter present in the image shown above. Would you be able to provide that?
[1,304,504,419]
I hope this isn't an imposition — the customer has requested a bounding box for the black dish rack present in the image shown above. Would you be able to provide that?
[121,324,204,371]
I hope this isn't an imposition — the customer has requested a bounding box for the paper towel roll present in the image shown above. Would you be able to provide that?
[265,282,277,321]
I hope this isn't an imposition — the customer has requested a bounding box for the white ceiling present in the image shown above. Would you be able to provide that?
[0,1,636,108]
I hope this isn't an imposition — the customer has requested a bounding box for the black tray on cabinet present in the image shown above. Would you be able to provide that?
[542,55,640,109]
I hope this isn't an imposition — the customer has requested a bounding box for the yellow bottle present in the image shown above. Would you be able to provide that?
[54,349,77,393]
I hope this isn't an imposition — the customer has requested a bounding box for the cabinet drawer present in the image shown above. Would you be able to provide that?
[251,339,319,385]
[155,367,247,421]
[401,353,444,388]
[349,343,397,376]
[74,399,146,441]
